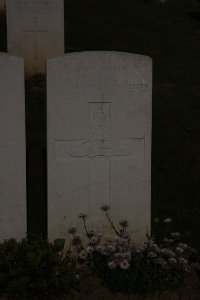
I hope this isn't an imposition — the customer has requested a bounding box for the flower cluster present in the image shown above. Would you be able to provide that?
[67,207,199,294]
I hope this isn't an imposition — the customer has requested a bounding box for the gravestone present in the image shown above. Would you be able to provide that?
[6,0,64,75]
[47,51,152,243]
[0,53,26,241]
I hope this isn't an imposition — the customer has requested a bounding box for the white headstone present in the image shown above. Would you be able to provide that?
[0,53,26,241]
[6,0,64,76]
[47,52,152,244]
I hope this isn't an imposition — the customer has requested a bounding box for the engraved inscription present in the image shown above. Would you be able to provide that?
[90,102,110,123]
[14,0,58,16]
[64,83,148,94]
[69,102,134,158]
[55,102,145,160]
[128,80,148,90]
[56,138,144,160]
[69,133,132,158]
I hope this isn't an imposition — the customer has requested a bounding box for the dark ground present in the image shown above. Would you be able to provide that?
[1,266,200,300]
[0,0,200,248]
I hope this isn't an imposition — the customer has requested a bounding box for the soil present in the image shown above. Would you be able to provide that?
[35,268,200,300]
[63,267,200,300]
[0,267,200,300]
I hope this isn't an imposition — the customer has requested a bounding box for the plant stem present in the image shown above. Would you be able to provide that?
[105,212,120,236]
[82,218,90,238]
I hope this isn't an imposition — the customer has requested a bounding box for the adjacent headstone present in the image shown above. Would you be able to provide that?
[6,0,64,76]
[47,52,152,243]
[0,53,26,241]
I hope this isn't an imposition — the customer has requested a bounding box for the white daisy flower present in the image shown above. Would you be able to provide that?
[176,247,184,254]
[79,250,88,260]
[178,243,188,250]
[168,258,177,265]
[163,218,172,224]
[147,251,157,259]
[163,238,174,243]
[119,259,130,270]
[107,245,116,253]
[179,257,188,265]
[171,232,180,238]
[108,260,117,270]
[154,258,167,268]
[86,246,94,254]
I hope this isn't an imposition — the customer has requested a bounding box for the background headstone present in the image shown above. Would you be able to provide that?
[47,52,152,243]
[6,0,64,76]
[0,53,26,241]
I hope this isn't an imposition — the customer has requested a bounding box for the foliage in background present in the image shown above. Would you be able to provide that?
[68,207,200,295]
[0,237,79,299]
[25,74,47,240]
[0,11,7,52]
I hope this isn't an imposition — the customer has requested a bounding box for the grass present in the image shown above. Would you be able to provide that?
[0,0,200,248]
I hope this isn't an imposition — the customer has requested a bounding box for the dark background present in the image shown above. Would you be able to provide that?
[0,0,200,248]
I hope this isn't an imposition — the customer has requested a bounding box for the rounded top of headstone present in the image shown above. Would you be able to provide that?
[47,51,152,63]
[0,52,24,64]
[0,53,24,85]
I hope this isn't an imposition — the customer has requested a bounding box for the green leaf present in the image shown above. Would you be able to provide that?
[53,239,65,252]
[37,248,48,257]
[6,276,29,297]
[27,251,41,267]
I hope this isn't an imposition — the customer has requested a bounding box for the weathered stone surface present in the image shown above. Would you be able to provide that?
[47,51,152,243]
[6,0,64,76]
[0,53,26,241]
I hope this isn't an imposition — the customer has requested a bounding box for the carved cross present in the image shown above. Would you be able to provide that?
[55,102,145,211]
[23,16,48,59]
